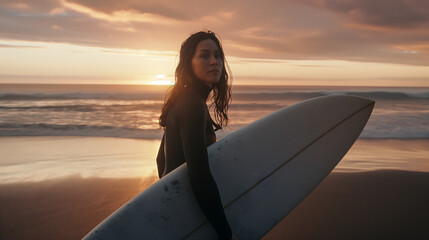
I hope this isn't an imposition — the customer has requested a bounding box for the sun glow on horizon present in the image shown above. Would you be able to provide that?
[1,40,429,87]
[148,74,174,85]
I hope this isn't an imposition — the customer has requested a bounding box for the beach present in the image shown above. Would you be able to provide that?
[1,170,428,240]
[2,0,429,236]
[1,84,429,239]
[0,137,429,239]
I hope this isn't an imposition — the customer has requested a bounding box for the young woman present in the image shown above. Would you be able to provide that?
[156,31,233,239]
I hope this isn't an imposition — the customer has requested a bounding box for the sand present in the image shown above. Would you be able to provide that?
[0,175,158,240]
[1,170,428,240]
[263,170,429,240]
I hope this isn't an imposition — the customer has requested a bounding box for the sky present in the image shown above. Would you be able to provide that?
[0,0,428,86]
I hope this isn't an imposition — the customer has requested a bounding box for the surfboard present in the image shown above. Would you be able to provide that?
[83,95,375,240]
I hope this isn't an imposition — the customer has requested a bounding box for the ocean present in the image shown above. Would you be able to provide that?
[1,84,428,183]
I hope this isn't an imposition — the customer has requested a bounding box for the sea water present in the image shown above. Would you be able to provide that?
[1,84,428,182]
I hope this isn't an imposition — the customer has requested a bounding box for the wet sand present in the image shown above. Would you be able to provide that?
[263,170,429,240]
[0,175,158,240]
[1,170,428,240]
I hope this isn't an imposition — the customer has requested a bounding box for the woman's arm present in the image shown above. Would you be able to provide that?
[176,95,232,240]
[156,133,165,179]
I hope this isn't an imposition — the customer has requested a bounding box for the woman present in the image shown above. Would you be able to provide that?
[156,30,233,239]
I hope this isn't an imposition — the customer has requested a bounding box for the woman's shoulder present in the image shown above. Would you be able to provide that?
[172,90,207,122]
[175,88,206,109]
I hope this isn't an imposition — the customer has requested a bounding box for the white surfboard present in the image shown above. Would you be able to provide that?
[83,95,374,240]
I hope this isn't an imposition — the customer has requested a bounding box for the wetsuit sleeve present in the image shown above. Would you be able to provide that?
[175,96,232,240]
[156,132,165,179]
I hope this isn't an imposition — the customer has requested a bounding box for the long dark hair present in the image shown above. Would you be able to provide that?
[159,30,232,129]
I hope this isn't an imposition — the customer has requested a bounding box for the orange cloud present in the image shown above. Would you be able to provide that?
[1,0,429,66]
[61,0,179,24]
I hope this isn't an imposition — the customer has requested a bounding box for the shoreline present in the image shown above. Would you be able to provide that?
[2,137,429,184]
[1,170,428,239]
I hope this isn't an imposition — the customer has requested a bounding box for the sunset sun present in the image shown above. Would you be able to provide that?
[149,74,174,85]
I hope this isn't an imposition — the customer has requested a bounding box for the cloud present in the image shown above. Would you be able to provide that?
[66,0,192,21]
[0,44,43,49]
[298,0,429,29]
[0,0,428,66]
[289,0,429,64]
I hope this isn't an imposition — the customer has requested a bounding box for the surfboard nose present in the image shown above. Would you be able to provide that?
[341,94,376,107]
[336,95,376,123]
[306,94,375,131]
[310,95,375,109]
[304,95,375,122]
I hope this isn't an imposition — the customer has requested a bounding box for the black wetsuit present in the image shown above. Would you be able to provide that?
[156,81,232,240]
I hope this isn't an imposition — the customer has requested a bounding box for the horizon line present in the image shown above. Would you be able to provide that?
[1,82,429,88]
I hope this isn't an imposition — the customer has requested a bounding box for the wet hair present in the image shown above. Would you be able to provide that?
[159,30,232,129]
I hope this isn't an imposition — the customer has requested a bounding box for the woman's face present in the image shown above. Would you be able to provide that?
[191,39,223,88]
